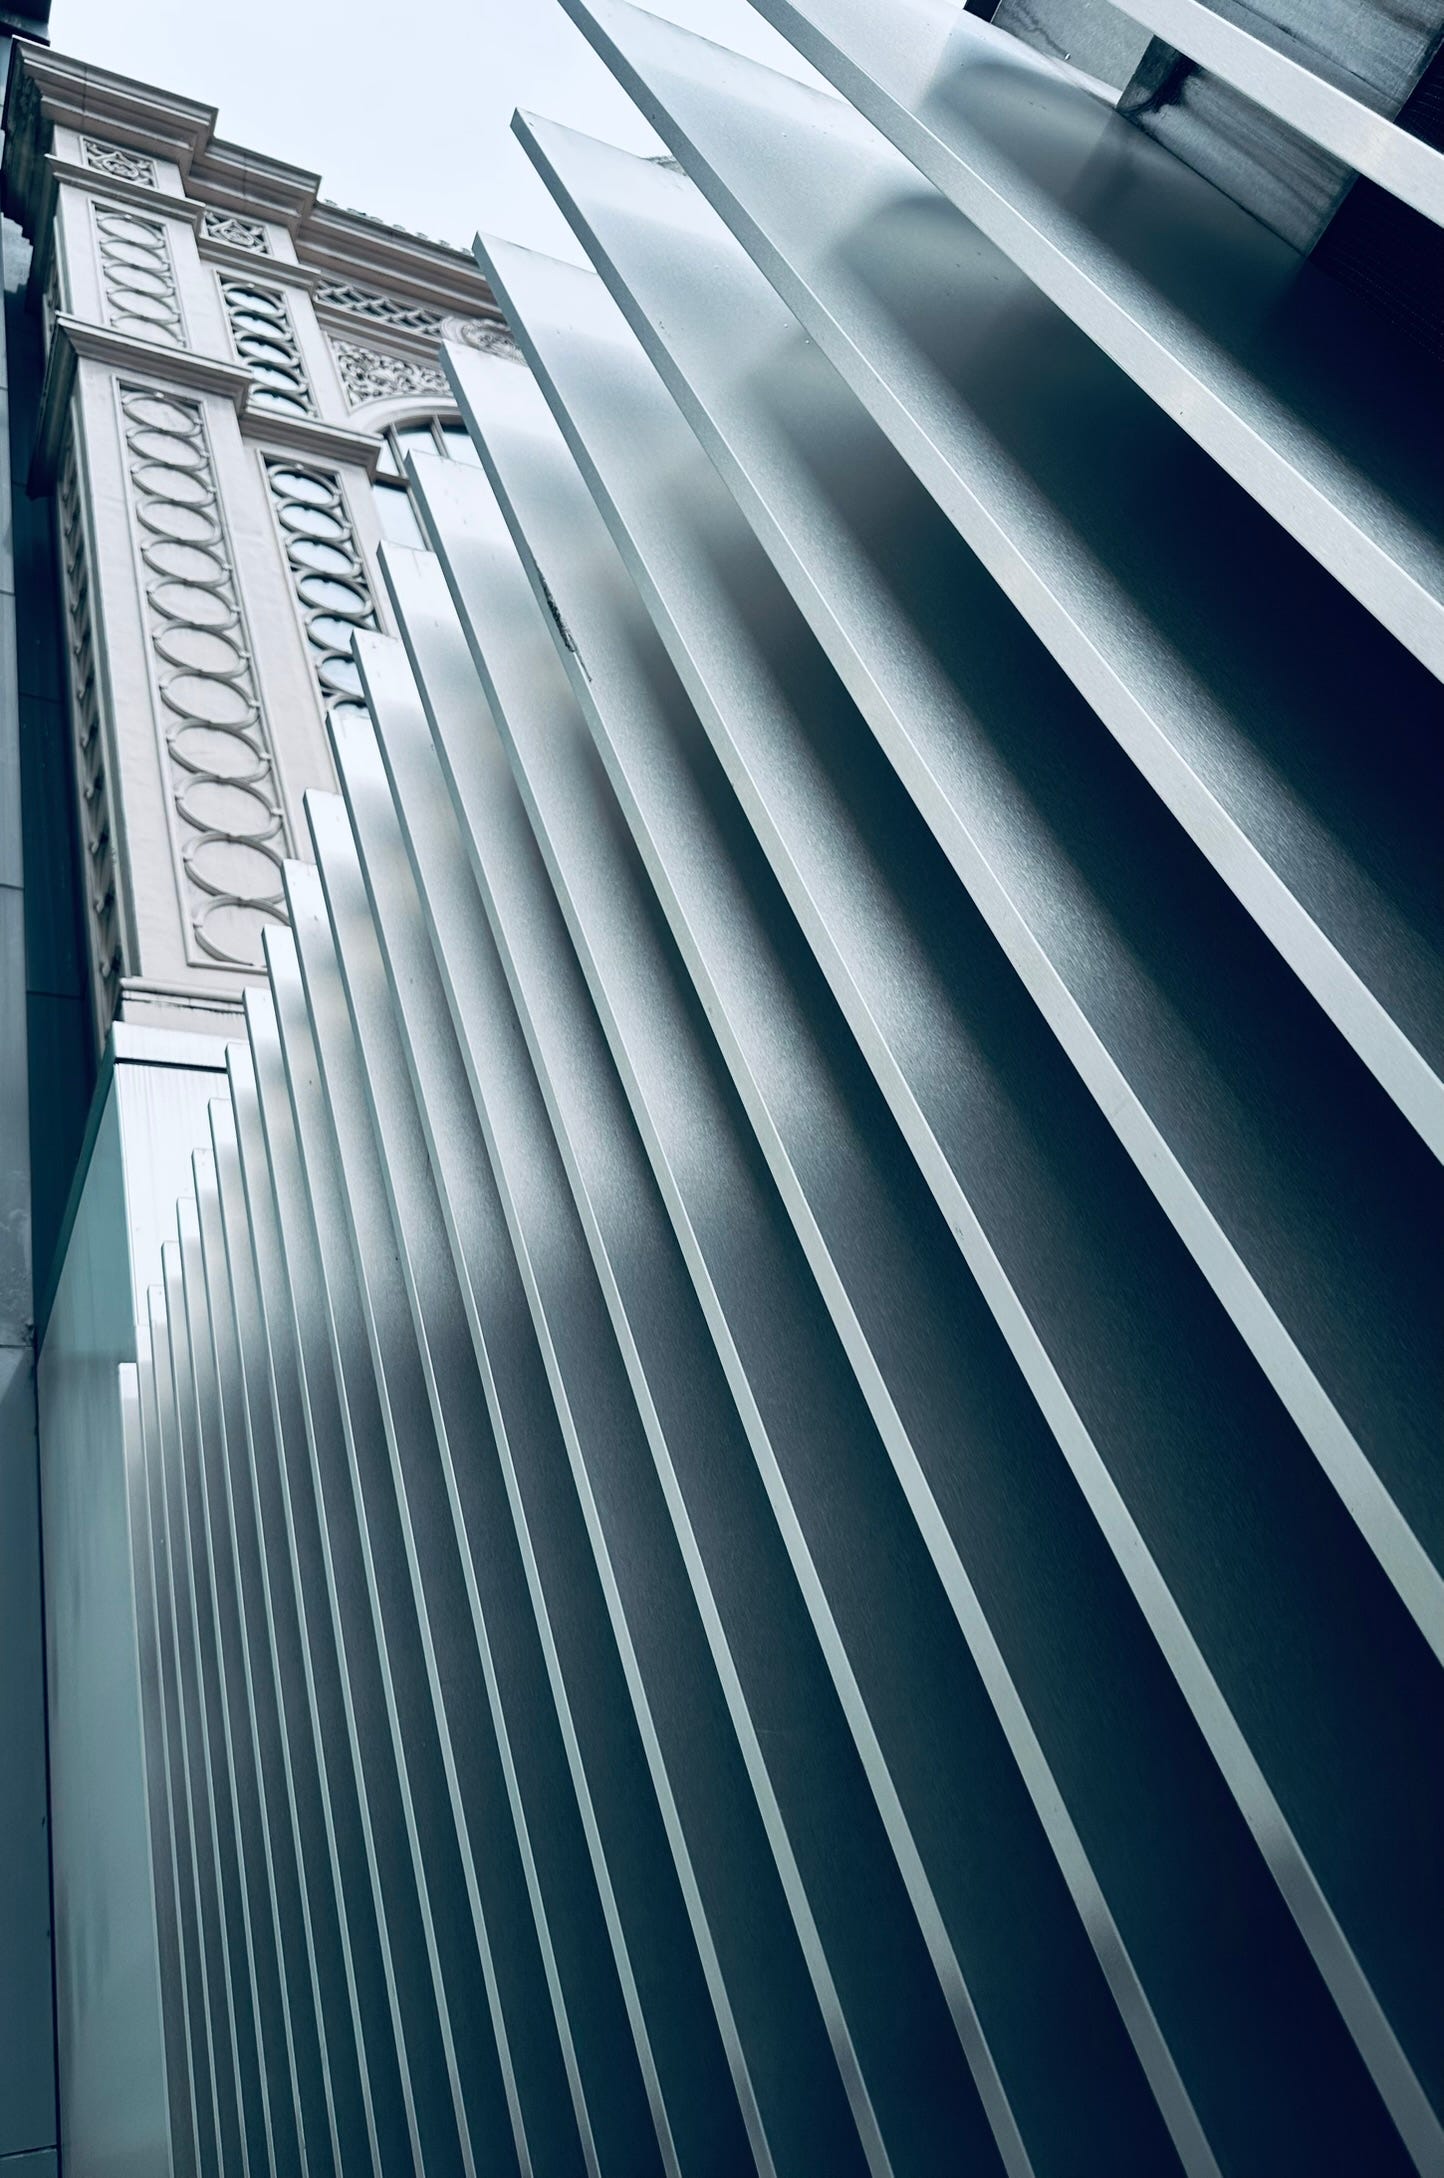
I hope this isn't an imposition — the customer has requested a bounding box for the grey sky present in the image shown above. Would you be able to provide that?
[49,0,822,261]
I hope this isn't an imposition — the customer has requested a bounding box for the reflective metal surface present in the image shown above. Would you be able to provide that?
[117,8,1443,2175]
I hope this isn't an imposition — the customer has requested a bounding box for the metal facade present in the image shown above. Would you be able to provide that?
[124,7,1442,2175]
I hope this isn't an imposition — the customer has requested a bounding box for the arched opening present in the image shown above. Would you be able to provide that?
[373,412,480,547]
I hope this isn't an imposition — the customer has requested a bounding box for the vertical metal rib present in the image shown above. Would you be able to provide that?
[117,7,1442,2172]
[192,1142,320,2175]
[177,1181,296,2176]
[125,1347,201,2178]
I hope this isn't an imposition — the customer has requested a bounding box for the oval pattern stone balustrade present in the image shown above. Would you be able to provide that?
[94,203,185,346]
[121,384,289,969]
[219,277,316,417]
[264,458,380,729]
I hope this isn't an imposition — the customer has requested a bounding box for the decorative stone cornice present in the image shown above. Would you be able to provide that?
[29,313,252,491]
[4,43,507,335]
[237,406,382,479]
[187,135,319,232]
[21,151,201,315]
[43,151,204,224]
[2,41,214,223]
[28,309,382,490]
[295,202,504,328]
[197,234,319,290]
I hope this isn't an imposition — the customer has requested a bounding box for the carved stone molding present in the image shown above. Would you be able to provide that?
[218,275,316,419]
[316,277,448,338]
[263,457,380,730]
[58,429,125,1036]
[119,383,290,970]
[330,335,447,408]
[237,407,381,477]
[328,325,517,413]
[316,275,510,358]
[29,315,251,495]
[93,201,186,348]
[201,207,269,254]
[81,137,159,187]
[42,154,204,233]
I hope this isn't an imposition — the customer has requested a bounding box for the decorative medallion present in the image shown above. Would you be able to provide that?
[81,137,158,187]
[201,208,271,255]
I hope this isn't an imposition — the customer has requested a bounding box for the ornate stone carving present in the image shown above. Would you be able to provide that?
[201,207,270,254]
[330,323,516,408]
[82,137,158,187]
[120,385,289,970]
[218,275,315,417]
[451,319,514,353]
[331,336,447,408]
[316,277,448,338]
[317,276,508,355]
[94,202,185,347]
[58,431,124,1032]
[263,458,380,730]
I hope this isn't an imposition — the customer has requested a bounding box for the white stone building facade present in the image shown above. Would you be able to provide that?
[5,40,514,1043]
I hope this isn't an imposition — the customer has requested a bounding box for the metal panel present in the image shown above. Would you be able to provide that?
[1109,0,1444,223]
[113,10,1442,2176]
[742,0,1444,678]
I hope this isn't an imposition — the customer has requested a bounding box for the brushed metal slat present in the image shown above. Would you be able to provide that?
[745,0,1444,677]
[355,602,707,2178]
[225,1057,387,2176]
[175,1190,291,2178]
[156,1251,252,2178]
[1110,0,1444,223]
[549,0,1444,1157]
[472,168,1444,1657]
[130,1339,205,2178]
[262,929,472,2178]
[193,1146,327,2175]
[323,691,662,2178]
[241,1000,414,2178]
[396,490,878,2178]
[301,799,583,2176]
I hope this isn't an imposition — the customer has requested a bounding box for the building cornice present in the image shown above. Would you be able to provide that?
[238,407,382,478]
[4,43,507,332]
[3,40,214,201]
[187,136,320,230]
[196,234,320,290]
[44,150,205,224]
[29,312,252,490]
[296,201,501,321]
[21,155,205,317]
